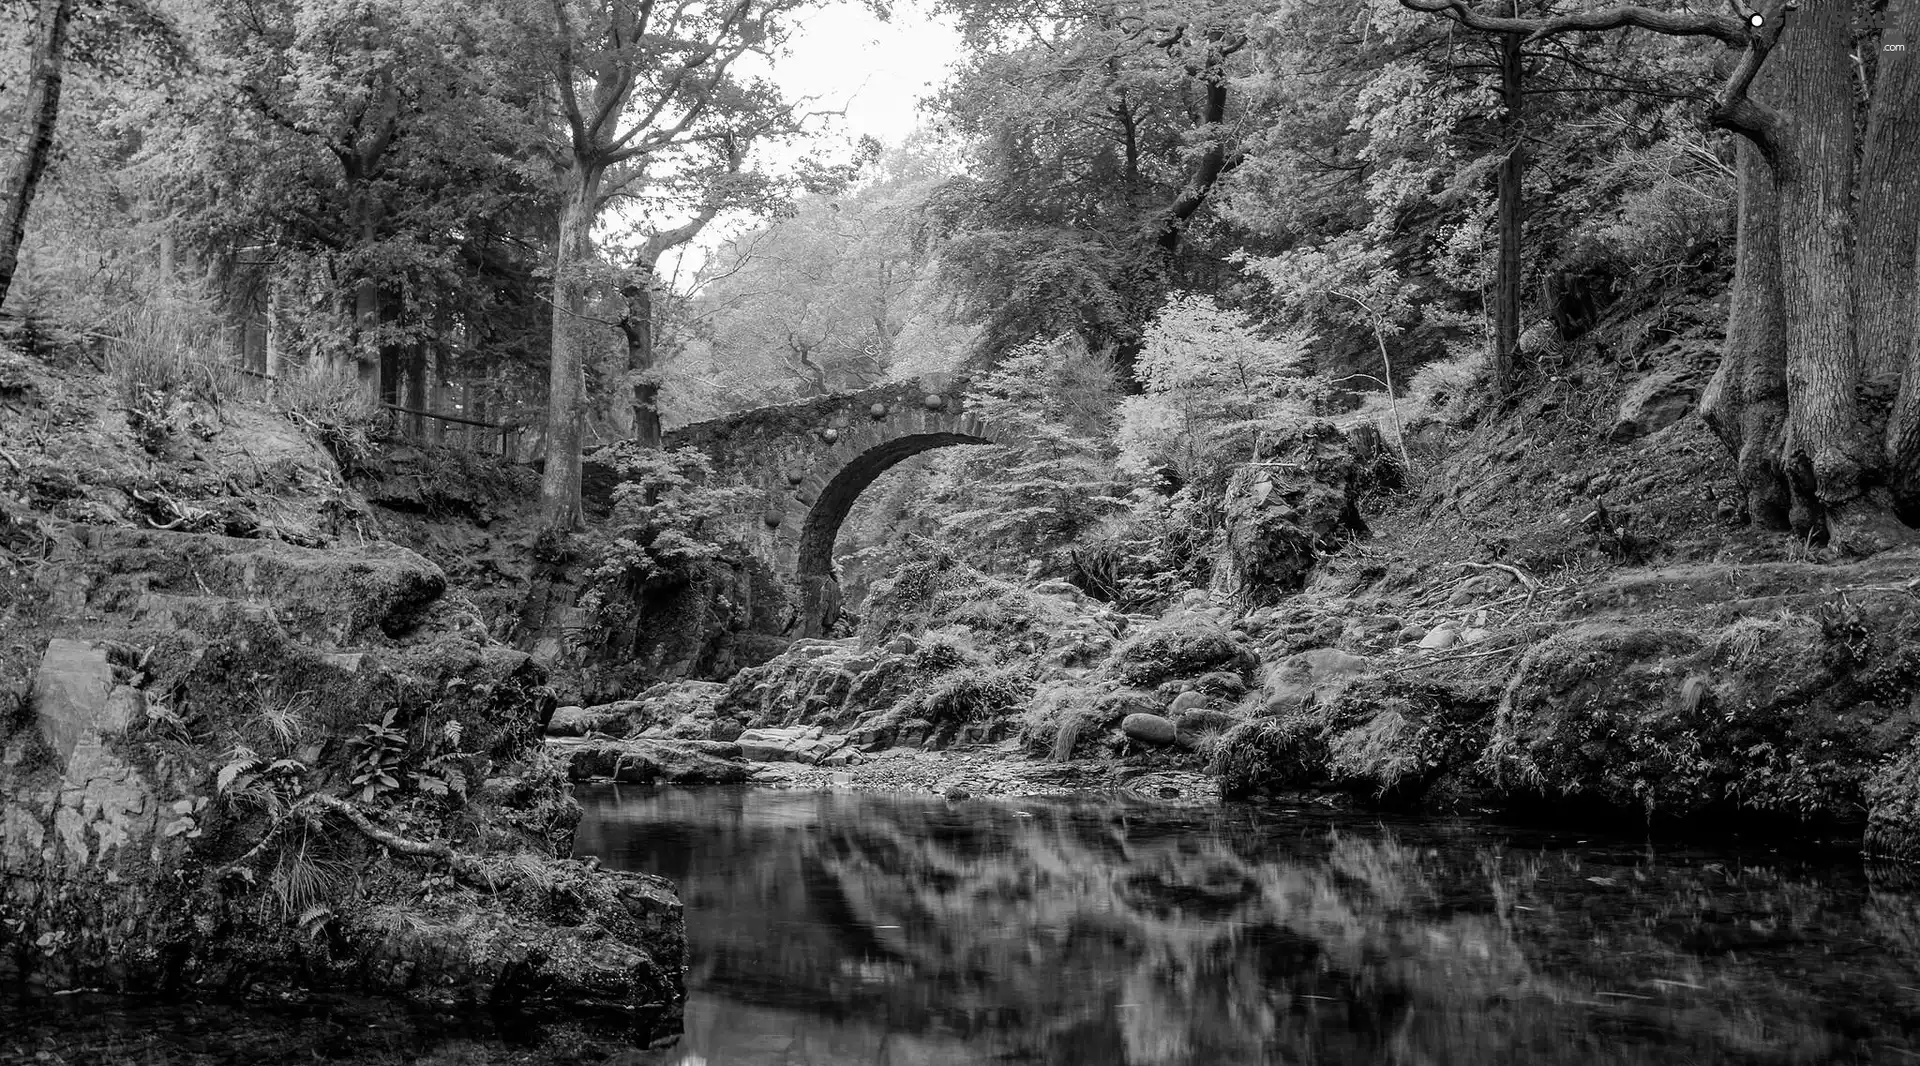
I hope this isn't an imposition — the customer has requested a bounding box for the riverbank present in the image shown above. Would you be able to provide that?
[0,339,685,1033]
[551,535,1920,855]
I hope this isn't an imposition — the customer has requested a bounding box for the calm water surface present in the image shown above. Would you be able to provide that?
[4,787,1920,1064]
[577,786,1920,1066]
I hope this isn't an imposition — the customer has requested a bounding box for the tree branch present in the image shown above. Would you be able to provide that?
[1398,0,1793,161]
[1399,0,1747,44]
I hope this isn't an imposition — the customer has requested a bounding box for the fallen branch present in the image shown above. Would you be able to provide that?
[1460,560,1539,591]
[130,488,212,531]
[0,446,19,474]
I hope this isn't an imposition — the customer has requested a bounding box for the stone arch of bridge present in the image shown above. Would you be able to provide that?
[659,379,998,636]
[795,431,988,579]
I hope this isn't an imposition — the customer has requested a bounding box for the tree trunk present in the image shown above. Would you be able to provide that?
[1492,29,1524,395]
[460,364,477,453]
[1772,1,1873,538]
[355,274,382,401]
[539,170,602,529]
[404,337,427,436]
[264,281,284,379]
[426,325,444,446]
[0,0,71,310]
[621,276,661,447]
[1868,0,1920,518]
[1701,137,1790,528]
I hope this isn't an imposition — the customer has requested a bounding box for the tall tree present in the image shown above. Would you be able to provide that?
[923,0,1264,365]
[1402,0,1920,546]
[535,0,814,529]
[0,0,74,307]
[159,0,553,401]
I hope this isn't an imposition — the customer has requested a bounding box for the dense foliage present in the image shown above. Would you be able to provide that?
[6,0,1915,582]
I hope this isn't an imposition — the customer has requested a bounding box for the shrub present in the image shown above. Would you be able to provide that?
[577,445,757,629]
[100,293,228,408]
[1211,719,1329,800]
[902,663,1035,727]
[278,361,387,473]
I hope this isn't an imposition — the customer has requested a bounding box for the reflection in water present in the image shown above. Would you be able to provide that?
[574,786,1920,1066]
[0,989,650,1064]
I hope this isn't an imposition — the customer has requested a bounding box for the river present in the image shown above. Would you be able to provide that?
[3,785,1919,1063]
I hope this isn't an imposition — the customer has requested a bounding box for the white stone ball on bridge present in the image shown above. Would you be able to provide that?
[922,393,944,410]
[822,428,839,442]
[869,402,888,419]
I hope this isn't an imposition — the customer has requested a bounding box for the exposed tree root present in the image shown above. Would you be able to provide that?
[219,793,504,891]
[1385,643,1527,675]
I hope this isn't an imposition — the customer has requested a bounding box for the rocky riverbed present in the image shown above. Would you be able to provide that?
[548,545,1920,862]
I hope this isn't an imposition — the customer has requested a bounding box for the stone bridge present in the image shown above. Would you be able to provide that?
[659,373,1000,634]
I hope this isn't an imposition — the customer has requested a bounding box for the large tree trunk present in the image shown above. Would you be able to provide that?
[1772,0,1874,539]
[1701,137,1790,529]
[539,169,603,529]
[1491,28,1525,395]
[0,0,71,309]
[1868,0,1920,519]
[620,276,661,448]
[351,188,383,402]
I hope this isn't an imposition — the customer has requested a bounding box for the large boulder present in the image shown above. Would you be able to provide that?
[1107,623,1257,687]
[546,700,645,738]
[28,639,129,765]
[1262,648,1372,714]
[1121,713,1177,746]
[1485,609,1920,820]
[1484,625,1706,809]
[1212,422,1367,605]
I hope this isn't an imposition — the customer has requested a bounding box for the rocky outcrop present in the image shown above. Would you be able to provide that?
[552,737,754,784]
[1206,553,1920,837]
[2,621,682,1022]
[0,487,685,1033]
[1608,370,1699,442]
[735,725,862,765]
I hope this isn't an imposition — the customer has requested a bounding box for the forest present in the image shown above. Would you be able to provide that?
[6,0,1920,1058]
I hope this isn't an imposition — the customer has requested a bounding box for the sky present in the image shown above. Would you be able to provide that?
[771,2,963,150]
[648,1,962,285]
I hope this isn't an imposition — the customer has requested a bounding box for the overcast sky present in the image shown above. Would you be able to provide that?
[772,1,961,149]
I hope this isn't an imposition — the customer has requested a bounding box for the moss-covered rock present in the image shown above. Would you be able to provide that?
[1484,609,1920,820]
[73,526,446,644]
[1107,622,1258,687]
[1214,421,1367,606]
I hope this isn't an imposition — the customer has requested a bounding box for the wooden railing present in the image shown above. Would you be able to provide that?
[382,403,522,457]
[215,362,522,457]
